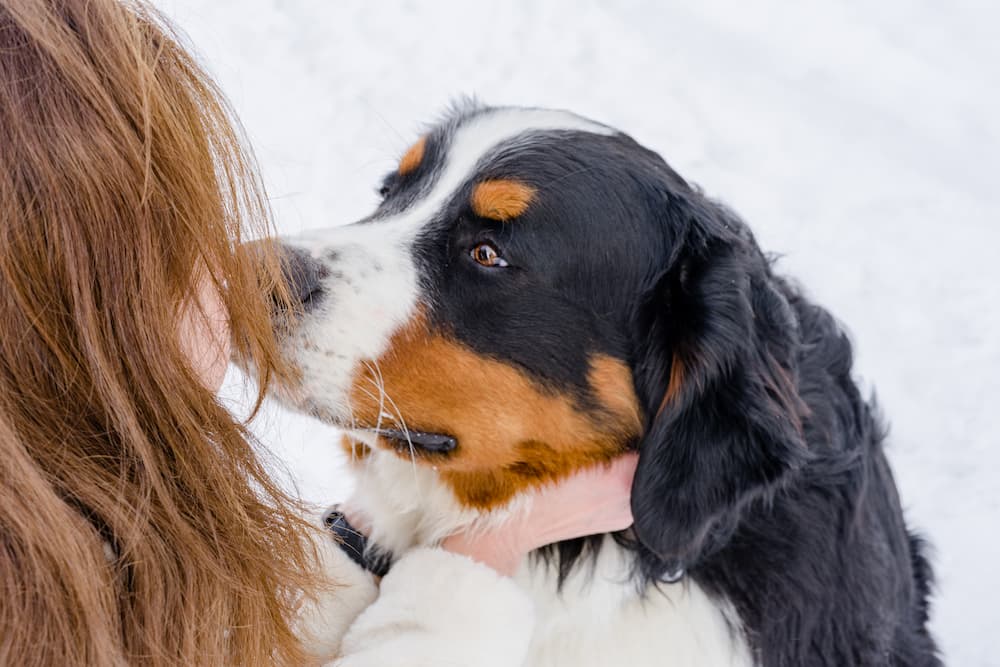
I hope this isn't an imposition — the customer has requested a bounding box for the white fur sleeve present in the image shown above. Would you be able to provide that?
[296,530,380,661]
[333,548,536,667]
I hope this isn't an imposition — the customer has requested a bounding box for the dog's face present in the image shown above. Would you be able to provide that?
[271,106,653,505]
[264,104,809,574]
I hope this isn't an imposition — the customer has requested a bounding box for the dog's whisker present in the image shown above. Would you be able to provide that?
[364,362,416,482]
[358,363,422,491]
[362,361,389,443]
[368,360,422,489]
[376,384,417,476]
[356,367,420,489]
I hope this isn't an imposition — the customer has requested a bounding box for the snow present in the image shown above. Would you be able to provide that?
[155,1,999,663]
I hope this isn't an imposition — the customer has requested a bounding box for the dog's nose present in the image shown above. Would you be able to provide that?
[277,244,327,312]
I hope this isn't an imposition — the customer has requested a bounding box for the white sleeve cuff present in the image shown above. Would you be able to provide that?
[296,528,380,662]
[336,547,535,667]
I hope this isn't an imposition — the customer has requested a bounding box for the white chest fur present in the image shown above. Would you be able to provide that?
[349,450,753,667]
[515,538,753,667]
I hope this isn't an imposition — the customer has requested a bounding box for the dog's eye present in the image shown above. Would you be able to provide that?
[471,242,508,268]
[377,184,391,198]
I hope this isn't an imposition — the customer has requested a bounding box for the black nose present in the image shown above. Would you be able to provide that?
[278,245,327,312]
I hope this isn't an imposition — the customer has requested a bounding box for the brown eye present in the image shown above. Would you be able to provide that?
[471,242,508,268]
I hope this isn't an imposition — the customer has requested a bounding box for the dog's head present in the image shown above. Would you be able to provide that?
[262,103,809,576]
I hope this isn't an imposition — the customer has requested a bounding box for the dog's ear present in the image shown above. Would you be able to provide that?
[630,197,809,576]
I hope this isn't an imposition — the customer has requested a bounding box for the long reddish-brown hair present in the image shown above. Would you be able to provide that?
[0,1,322,664]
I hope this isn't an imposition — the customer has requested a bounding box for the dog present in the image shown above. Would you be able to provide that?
[263,102,941,666]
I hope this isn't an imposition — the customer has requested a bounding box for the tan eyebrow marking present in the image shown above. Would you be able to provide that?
[470,179,537,221]
[398,136,427,176]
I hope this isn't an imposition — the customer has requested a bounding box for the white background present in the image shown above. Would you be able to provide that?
[155,1,999,663]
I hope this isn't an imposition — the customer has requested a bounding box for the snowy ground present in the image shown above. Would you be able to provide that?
[156,1,998,663]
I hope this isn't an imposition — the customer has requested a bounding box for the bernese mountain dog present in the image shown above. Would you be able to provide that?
[263,103,941,666]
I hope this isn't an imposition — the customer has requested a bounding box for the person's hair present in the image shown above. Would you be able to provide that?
[0,1,319,665]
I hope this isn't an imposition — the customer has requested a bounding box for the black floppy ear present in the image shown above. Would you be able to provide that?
[630,200,809,576]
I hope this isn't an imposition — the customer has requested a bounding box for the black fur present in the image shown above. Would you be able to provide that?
[375,104,942,666]
[626,193,941,665]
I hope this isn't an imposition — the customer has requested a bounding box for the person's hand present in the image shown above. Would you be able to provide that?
[442,453,638,576]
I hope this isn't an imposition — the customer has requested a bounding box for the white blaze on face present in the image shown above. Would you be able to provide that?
[278,107,613,424]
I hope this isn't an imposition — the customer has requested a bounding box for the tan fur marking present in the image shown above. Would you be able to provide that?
[398,136,426,176]
[657,356,685,416]
[470,179,537,221]
[347,314,637,509]
[588,355,643,434]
